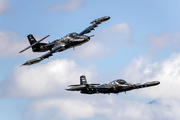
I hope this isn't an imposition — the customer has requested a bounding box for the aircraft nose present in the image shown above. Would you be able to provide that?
[83,36,90,41]
[105,16,110,20]
[154,81,160,85]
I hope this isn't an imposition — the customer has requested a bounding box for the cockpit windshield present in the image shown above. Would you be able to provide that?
[68,33,79,38]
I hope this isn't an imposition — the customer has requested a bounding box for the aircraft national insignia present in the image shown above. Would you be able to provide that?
[82,78,86,82]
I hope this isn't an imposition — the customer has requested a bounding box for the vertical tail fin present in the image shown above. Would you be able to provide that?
[27,34,37,45]
[27,34,40,52]
[80,75,87,85]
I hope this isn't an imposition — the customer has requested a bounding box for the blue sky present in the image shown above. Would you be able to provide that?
[1,0,180,120]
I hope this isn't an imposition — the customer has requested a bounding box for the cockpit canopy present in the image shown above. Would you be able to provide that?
[61,32,79,41]
[116,79,127,84]
[67,32,79,38]
[110,79,127,85]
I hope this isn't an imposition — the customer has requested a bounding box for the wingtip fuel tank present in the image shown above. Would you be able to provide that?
[90,16,110,24]
[21,57,42,66]
[144,81,160,87]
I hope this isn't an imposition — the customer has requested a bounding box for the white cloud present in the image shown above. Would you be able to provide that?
[0,59,96,98]
[70,22,133,60]
[0,30,50,58]
[110,22,132,34]
[121,52,180,100]
[23,96,180,120]
[96,22,134,44]
[0,30,28,57]
[146,31,180,51]
[0,0,8,15]
[120,56,151,83]
[24,99,96,120]
[2,53,180,119]
[46,0,86,13]
[142,53,180,99]
[71,41,113,60]
[0,58,98,119]
[2,46,180,119]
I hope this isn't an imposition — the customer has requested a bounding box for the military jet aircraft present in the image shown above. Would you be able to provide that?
[20,16,110,66]
[65,75,160,94]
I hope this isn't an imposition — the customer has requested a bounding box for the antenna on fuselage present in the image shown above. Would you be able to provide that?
[52,33,62,38]
[104,76,110,83]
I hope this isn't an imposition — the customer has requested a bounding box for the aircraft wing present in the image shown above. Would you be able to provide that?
[66,83,100,91]
[92,85,112,90]
[21,46,65,66]
[134,81,160,89]
[79,16,110,35]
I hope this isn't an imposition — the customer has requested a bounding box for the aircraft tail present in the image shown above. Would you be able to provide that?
[27,34,48,52]
[27,34,37,45]
[80,75,87,85]
[27,34,40,52]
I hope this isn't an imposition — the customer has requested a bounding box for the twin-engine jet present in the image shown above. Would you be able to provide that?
[66,75,160,94]
[20,16,110,66]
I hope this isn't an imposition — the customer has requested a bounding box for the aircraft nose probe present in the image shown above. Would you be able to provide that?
[87,35,94,40]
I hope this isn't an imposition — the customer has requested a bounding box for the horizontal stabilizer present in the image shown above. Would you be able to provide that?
[89,84,100,86]
[19,35,50,53]
[68,83,100,87]
[66,85,86,91]
[66,83,100,91]
[68,84,82,87]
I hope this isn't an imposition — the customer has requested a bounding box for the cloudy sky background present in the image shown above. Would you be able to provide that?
[1,0,180,120]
